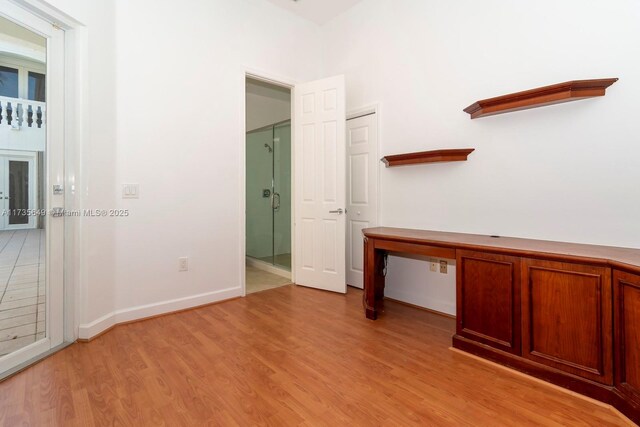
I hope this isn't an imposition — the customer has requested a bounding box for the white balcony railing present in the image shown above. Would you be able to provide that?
[0,96,46,152]
[0,96,46,130]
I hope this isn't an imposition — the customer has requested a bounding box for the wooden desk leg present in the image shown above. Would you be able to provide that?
[364,237,386,320]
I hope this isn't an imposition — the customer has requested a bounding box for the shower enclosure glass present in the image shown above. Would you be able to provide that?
[246,120,291,271]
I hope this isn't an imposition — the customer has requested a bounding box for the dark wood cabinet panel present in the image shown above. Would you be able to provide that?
[457,251,521,354]
[522,259,613,384]
[614,270,640,402]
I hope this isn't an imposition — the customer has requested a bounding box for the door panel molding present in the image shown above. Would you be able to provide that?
[346,108,378,289]
[294,75,346,293]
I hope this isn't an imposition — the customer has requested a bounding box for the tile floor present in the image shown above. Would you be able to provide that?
[257,253,291,270]
[0,229,45,357]
[246,264,291,294]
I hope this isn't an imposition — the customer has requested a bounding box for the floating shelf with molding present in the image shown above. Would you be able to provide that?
[381,148,475,167]
[463,78,618,119]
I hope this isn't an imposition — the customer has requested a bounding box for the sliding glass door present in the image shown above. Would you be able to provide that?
[0,1,65,376]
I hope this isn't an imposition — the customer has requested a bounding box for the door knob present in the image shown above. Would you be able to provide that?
[329,208,344,214]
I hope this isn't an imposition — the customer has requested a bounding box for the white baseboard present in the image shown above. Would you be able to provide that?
[246,257,291,279]
[78,286,242,340]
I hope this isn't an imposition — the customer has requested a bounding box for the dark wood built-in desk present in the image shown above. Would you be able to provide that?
[363,227,640,423]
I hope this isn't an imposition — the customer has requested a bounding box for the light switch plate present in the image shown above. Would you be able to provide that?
[122,183,139,199]
[178,257,188,272]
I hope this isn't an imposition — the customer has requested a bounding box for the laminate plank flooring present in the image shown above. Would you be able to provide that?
[0,285,631,426]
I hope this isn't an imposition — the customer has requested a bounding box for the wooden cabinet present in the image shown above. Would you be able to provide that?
[614,270,640,402]
[522,259,613,385]
[457,250,521,354]
[364,227,640,422]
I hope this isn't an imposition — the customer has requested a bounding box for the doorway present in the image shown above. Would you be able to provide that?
[0,152,39,230]
[245,77,292,294]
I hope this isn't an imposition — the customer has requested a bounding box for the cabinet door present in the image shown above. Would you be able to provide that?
[522,259,612,384]
[457,250,521,354]
[614,270,640,400]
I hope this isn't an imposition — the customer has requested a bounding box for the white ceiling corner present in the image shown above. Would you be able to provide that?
[263,0,365,25]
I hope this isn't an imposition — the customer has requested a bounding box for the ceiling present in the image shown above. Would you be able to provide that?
[263,0,365,25]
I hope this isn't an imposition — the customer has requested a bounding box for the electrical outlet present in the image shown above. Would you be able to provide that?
[178,257,188,272]
[439,260,448,274]
[430,259,438,272]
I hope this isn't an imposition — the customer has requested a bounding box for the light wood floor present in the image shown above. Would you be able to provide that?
[0,285,630,426]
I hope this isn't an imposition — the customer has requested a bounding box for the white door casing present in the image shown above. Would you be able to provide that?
[293,75,346,293]
[346,112,378,289]
[0,0,65,373]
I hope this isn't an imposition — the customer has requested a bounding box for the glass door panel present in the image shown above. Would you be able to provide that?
[8,160,29,225]
[27,72,45,102]
[273,123,291,270]
[0,7,62,373]
[0,65,19,98]
[246,128,274,263]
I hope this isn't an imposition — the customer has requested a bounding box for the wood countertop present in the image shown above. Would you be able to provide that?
[363,227,640,273]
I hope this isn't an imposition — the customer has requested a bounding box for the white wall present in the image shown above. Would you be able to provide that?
[40,0,319,337]
[112,0,320,322]
[41,0,640,333]
[42,0,119,333]
[322,0,640,315]
[246,79,290,131]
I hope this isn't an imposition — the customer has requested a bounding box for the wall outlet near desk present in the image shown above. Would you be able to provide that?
[439,260,448,274]
[430,259,438,272]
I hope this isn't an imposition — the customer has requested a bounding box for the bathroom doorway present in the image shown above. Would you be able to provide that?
[245,77,292,294]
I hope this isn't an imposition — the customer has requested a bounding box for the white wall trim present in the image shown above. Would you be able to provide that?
[78,286,242,340]
[347,104,377,120]
[9,0,83,30]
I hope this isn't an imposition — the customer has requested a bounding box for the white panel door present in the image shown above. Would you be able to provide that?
[294,75,346,293]
[346,113,378,289]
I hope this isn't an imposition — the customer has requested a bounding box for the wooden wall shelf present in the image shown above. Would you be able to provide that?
[381,148,475,167]
[463,78,618,119]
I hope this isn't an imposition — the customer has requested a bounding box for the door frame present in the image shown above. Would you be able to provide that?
[0,0,84,377]
[346,103,381,289]
[241,68,296,297]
